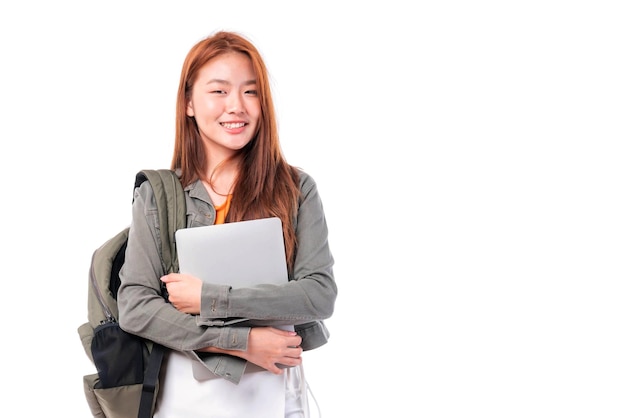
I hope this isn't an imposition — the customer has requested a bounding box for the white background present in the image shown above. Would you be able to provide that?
[1,1,625,417]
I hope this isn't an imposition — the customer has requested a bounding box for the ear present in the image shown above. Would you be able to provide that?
[186,100,194,117]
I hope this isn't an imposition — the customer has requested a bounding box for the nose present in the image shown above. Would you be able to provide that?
[226,92,244,114]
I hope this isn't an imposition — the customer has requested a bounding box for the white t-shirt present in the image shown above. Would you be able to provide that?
[154,350,308,418]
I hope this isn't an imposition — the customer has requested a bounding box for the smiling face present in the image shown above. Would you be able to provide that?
[186,52,261,160]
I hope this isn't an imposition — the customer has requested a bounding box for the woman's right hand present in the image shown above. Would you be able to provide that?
[201,327,303,374]
[161,273,202,314]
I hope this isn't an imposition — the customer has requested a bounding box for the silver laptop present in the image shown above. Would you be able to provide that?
[174,217,293,379]
[175,217,289,290]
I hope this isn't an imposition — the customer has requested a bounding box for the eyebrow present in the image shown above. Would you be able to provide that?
[206,79,257,86]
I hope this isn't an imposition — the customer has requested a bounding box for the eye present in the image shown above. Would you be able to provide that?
[210,90,227,94]
[245,89,258,96]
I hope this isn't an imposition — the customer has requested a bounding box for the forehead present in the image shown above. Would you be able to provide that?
[196,52,256,83]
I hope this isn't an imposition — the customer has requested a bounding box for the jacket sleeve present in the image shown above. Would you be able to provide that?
[117,181,249,383]
[196,171,337,330]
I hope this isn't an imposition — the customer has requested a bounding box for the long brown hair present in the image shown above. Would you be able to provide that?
[171,31,300,273]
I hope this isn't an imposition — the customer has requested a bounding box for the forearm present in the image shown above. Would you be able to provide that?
[197,174,337,324]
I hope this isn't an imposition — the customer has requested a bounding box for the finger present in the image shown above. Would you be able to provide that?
[287,335,302,347]
[267,365,283,375]
[268,328,296,336]
[287,346,303,359]
[160,274,180,283]
[277,356,302,369]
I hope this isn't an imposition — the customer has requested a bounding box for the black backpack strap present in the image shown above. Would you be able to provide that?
[134,169,186,418]
[138,343,165,418]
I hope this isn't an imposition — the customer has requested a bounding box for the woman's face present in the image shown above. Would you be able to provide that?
[187,52,260,158]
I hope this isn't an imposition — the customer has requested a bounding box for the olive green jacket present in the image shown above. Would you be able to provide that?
[118,169,336,384]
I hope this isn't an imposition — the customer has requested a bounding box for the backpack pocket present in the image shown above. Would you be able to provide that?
[91,322,147,388]
[79,322,161,417]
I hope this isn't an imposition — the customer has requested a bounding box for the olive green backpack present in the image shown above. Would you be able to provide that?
[77,169,186,418]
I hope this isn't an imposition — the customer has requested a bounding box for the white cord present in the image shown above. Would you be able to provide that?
[306,379,322,418]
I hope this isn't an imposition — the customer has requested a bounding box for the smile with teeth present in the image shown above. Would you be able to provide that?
[221,122,246,129]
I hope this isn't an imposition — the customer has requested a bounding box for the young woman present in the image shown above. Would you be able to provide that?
[117,31,337,417]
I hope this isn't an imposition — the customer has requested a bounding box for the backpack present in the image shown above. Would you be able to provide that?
[77,169,186,418]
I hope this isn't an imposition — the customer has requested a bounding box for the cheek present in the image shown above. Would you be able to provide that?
[194,99,221,118]
[248,101,262,121]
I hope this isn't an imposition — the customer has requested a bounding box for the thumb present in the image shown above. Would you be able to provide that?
[160,273,178,283]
